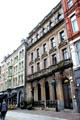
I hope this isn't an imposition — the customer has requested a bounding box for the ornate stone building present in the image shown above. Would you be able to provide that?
[0,41,28,106]
[62,0,80,112]
[26,1,77,111]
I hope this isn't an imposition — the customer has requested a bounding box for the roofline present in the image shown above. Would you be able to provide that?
[28,1,61,38]
[1,41,28,64]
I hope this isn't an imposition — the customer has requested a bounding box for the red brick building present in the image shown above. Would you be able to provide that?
[62,0,80,112]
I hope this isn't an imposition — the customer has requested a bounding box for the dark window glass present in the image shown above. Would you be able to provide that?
[44,59,47,68]
[37,62,40,71]
[43,43,47,53]
[37,48,40,57]
[52,54,57,65]
[62,48,68,60]
[60,31,65,41]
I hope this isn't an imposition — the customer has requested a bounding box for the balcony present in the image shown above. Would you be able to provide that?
[29,61,34,65]
[41,52,48,59]
[58,40,67,49]
[49,47,56,54]
[27,59,73,81]
[35,57,40,62]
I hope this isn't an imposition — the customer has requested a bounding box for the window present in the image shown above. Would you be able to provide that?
[68,0,73,8]
[19,61,23,71]
[13,77,17,87]
[75,41,80,64]
[58,14,62,21]
[37,48,40,58]
[31,66,34,74]
[8,67,12,76]
[60,31,65,41]
[19,50,24,59]
[44,59,47,68]
[14,56,18,64]
[37,62,40,71]
[51,37,55,48]
[71,15,79,33]
[19,74,23,85]
[31,53,34,62]
[14,66,18,74]
[62,48,68,60]
[52,54,57,65]
[43,43,47,53]
[7,80,11,88]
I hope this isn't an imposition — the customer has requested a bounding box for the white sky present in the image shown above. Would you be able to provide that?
[0,0,60,64]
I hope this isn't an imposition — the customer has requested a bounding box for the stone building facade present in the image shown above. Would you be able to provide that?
[26,2,77,111]
[0,41,28,106]
[62,0,80,112]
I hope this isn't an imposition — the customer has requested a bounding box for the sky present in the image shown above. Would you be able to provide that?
[0,0,60,64]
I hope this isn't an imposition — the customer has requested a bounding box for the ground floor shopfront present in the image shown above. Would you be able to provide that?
[74,67,80,112]
[26,59,78,112]
[0,86,25,107]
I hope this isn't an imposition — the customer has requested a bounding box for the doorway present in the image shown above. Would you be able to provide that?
[62,79,72,109]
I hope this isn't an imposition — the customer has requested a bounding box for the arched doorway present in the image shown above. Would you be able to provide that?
[18,91,23,107]
[38,84,41,101]
[62,79,72,109]
[45,81,50,100]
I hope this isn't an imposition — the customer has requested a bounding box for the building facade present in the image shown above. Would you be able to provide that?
[0,41,28,106]
[62,0,80,112]
[26,2,77,111]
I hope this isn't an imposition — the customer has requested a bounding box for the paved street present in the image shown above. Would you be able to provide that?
[6,110,80,120]
[6,111,67,120]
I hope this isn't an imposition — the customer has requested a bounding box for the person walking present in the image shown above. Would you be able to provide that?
[1,99,8,120]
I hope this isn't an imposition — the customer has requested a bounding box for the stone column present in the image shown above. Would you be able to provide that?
[34,82,38,101]
[55,72,64,111]
[49,82,55,101]
[69,68,78,112]
[25,83,32,102]
[41,79,46,101]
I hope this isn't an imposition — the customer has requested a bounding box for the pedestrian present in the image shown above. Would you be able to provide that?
[1,99,8,120]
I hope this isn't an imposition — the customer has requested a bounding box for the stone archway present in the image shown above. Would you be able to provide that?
[18,90,24,107]
[62,78,72,109]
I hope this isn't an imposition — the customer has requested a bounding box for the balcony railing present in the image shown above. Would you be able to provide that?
[27,59,73,81]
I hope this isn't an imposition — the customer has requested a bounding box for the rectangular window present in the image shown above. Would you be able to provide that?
[52,54,57,65]
[75,41,80,64]
[14,56,18,64]
[68,0,73,8]
[37,48,40,58]
[62,48,68,60]
[31,66,34,74]
[60,31,65,41]
[44,58,47,68]
[19,74,23,85]
[37,62,40,71]
[7,80,11,88]
[14,66,18,74]
[13,77,17,87]
[43,43,47,53]
[71,15,79,33]
[19,61,23,71]
[51,37,55,48]
[31,53,33,62]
